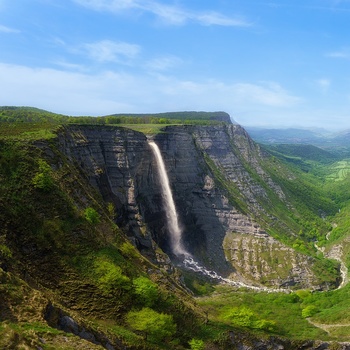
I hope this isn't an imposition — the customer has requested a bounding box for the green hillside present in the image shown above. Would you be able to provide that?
[107,110,232,121]
[266,144,338,164]
[2,116,350,348]
[0,128,206,349]
[0,106,232,126]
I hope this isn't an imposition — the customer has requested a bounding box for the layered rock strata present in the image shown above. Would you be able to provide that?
[57,124,324,288]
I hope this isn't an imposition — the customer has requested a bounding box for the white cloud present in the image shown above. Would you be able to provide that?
[72,0,251,27]
[195,12,251,27]
[0,63,137,115]
[81,39,141,63]
[0,62,300,119]
[0,24,20,33]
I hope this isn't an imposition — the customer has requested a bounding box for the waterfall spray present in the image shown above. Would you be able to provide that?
[148,141,189,257]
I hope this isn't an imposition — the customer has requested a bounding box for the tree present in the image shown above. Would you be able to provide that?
[132,276,158,307]
[126,307,176,342]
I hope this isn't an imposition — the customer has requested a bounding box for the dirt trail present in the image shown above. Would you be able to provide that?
[307,318,350,335]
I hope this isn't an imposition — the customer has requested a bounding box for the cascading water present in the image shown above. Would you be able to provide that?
[148,140,188,257]
[148,140,286,292]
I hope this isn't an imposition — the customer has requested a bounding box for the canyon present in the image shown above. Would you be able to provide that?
[1,114,345,349]
[57,123,336,290]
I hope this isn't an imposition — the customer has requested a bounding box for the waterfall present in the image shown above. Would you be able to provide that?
[148,141,189,257]
[148,140,288,292]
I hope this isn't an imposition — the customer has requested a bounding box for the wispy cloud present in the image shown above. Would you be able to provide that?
[0,24,20,33]
[230,82,301,107]
[81,39,141,63]
[0,62,300,118]
[327,48,350,59]
[73,0,251,27]
[315,78,331,93]
[53,60,87,72]
[73,0,139,12]
[50,36,67,47]
[144,1,188,25]
[195,12,250,27]
[145,55,183,71]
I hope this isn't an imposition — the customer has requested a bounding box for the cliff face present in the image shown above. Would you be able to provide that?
[58,126,157,253]
[152,125,320,288]
[58,124,326,289]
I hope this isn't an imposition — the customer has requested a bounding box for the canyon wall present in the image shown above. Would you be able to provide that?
[58,124,326,289]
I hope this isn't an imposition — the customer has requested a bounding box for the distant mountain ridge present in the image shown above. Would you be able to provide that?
[245,127,331,144]
[245,126,350,156]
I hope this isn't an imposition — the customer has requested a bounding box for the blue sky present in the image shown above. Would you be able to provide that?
[1,0,350,129]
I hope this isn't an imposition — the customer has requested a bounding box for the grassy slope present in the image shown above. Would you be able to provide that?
[0,126,206,349]
[197,285,329,341]
[196,146,350,342]
[248,143,350,340]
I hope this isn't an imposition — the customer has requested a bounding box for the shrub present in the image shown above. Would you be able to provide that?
[223,306,255,328]
[94,259,131,293]
[254,319,277,331]
[0,244,12,259]
[192,280,214,296]
[120,241,139,259]
[84,207,100,225]
[32,159,54,191]
[223,306,276,332]
[107,202,115,220]
[189,338,205,350]
[302,305,318,318]
[126,307,176,343]
[295,289,312,300]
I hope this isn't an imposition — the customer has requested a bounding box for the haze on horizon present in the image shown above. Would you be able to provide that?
[1,1,350,130]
